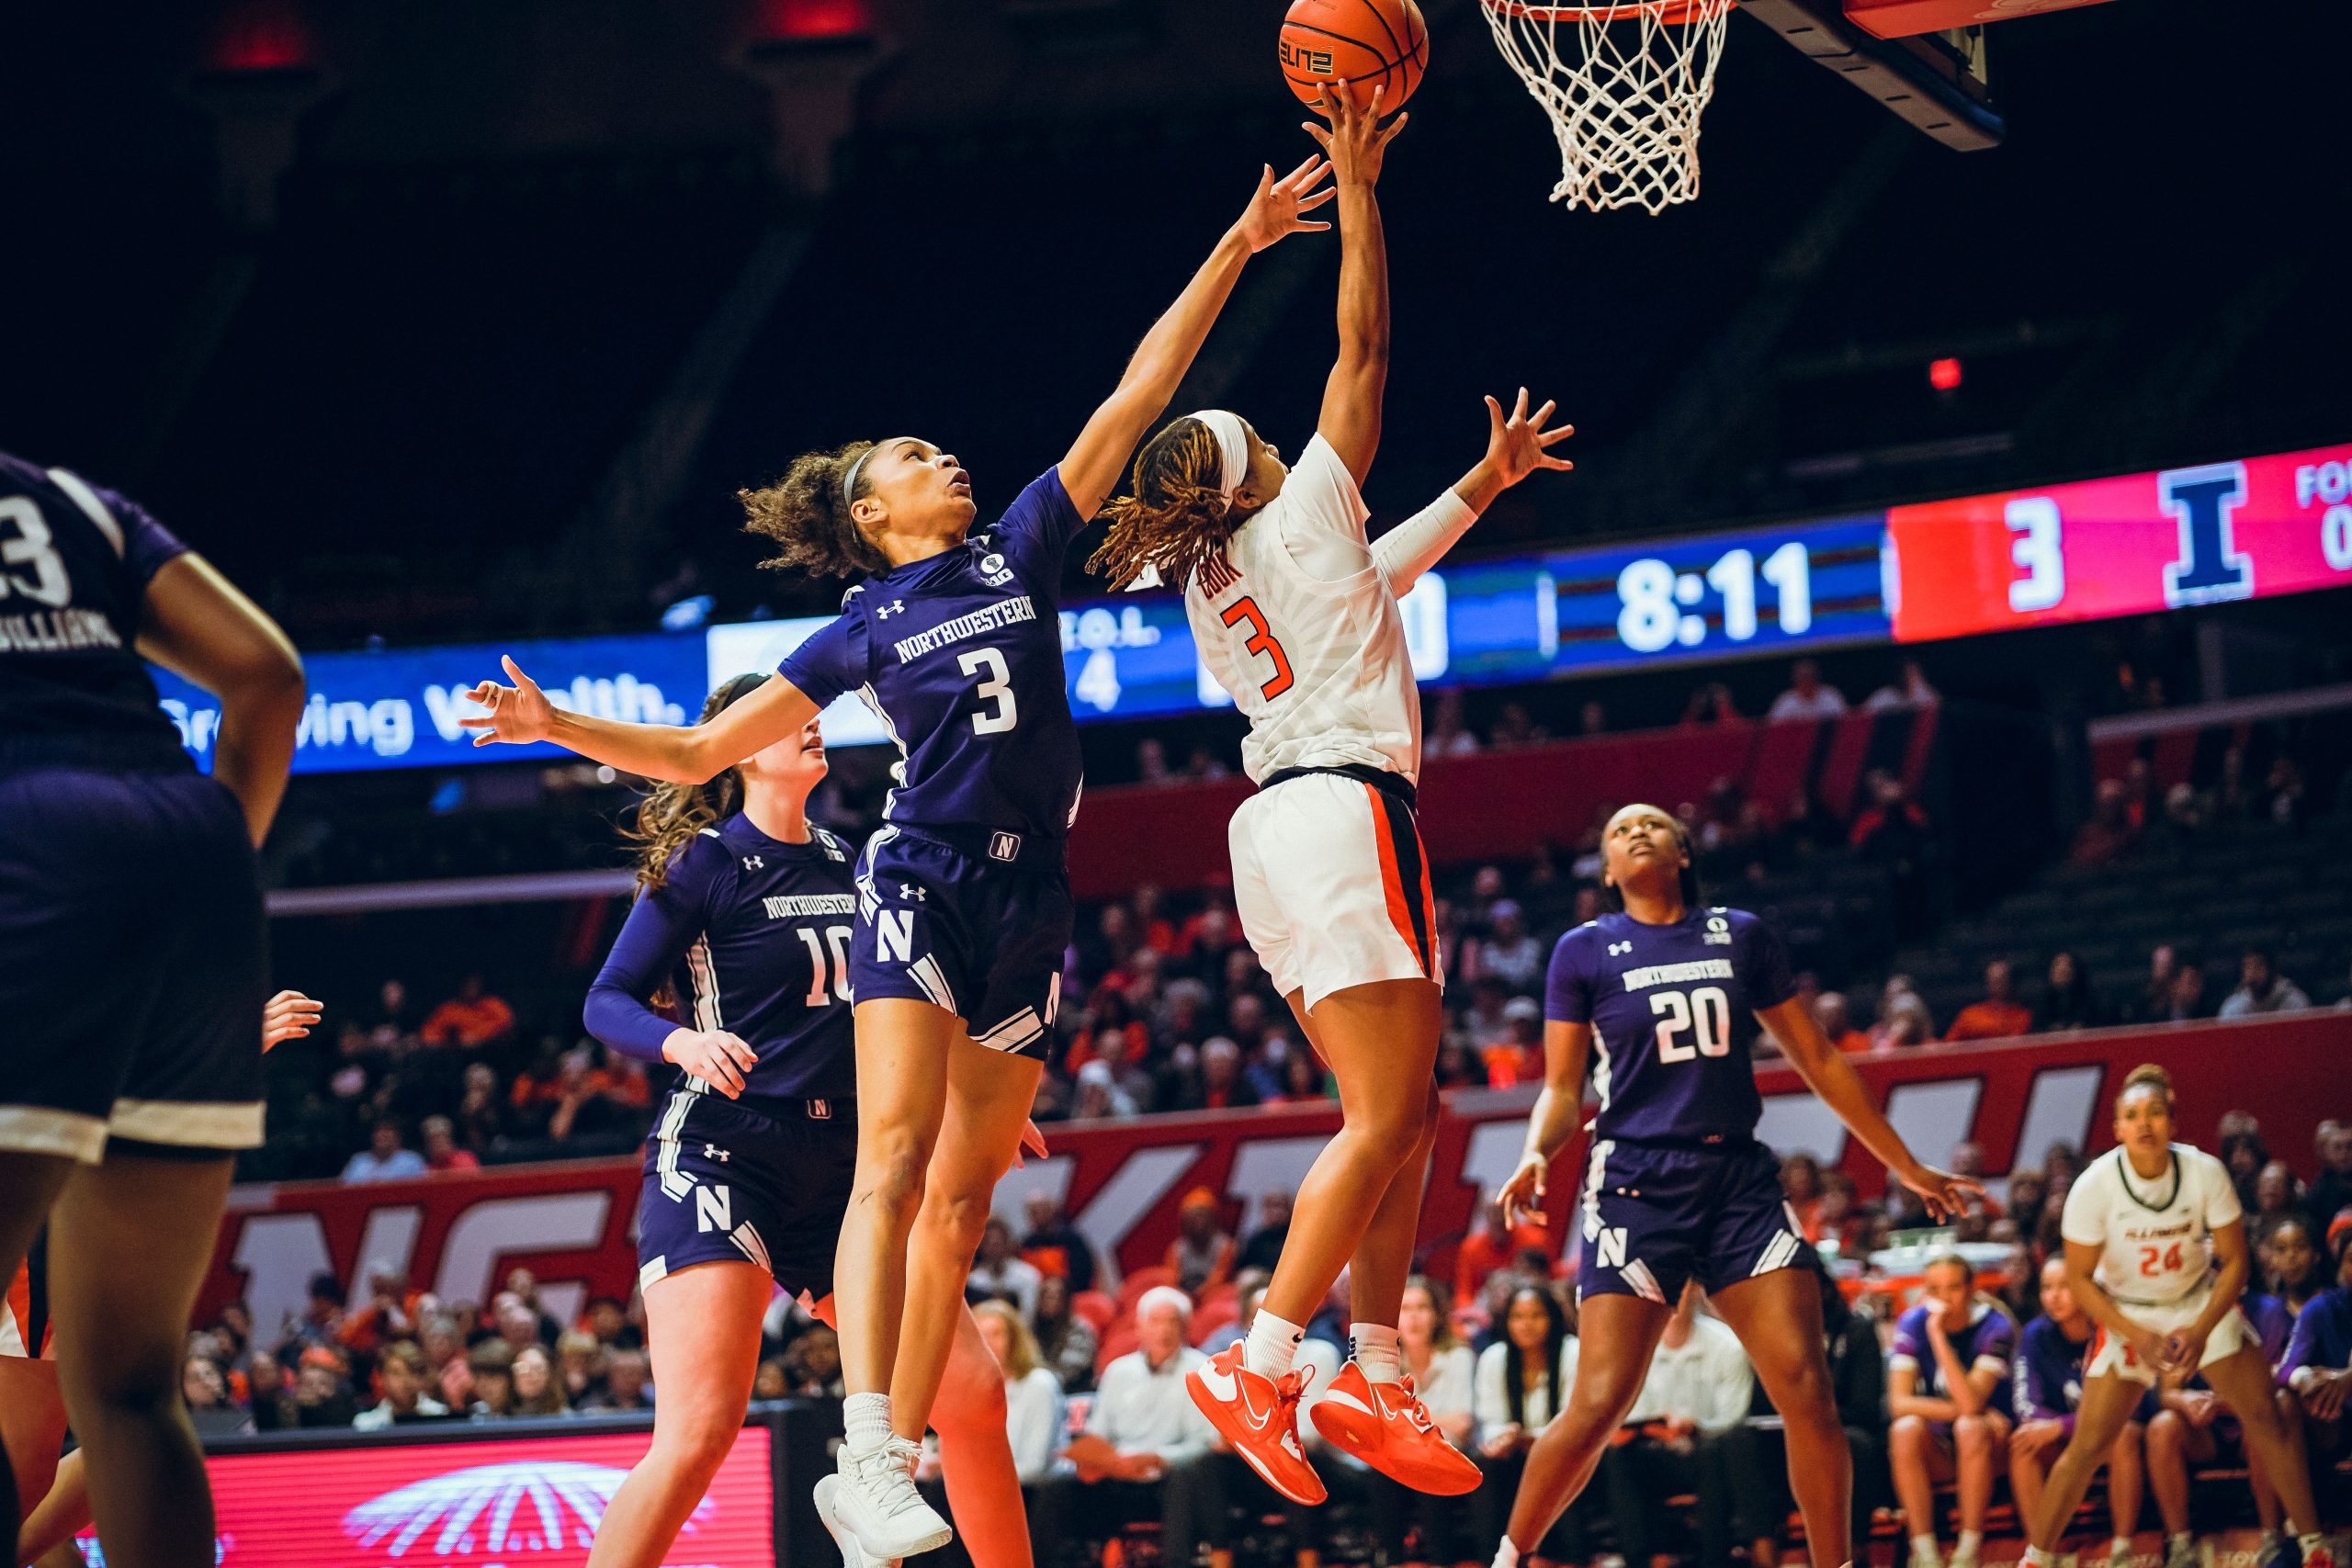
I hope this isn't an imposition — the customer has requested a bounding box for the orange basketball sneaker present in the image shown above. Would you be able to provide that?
[1186,1342,1326,1505]
[1307,1362,1481,1495]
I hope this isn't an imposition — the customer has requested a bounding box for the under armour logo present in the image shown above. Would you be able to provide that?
[876,600,907,618]
[742,856,763,870]
[1609,941,1634,956]
[900,883,927,902]
[704,1145,731,1163]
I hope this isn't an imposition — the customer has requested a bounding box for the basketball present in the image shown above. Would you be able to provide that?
[1279,0,1428,113]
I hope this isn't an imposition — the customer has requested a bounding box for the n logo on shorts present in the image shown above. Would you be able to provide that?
[876,909,915,965]
[694,1184,734,1234]
[1596,1226,1629,1269]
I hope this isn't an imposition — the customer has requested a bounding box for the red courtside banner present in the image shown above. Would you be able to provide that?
[71,1426,775,1568]
[1886,440,2352,644]
[198,1016,2349,1336]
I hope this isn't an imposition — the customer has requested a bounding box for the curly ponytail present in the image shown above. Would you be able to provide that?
[1088,418,1242,592]
[626,673,769,894]
[740,442,890,580]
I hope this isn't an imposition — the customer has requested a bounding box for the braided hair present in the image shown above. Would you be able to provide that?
[739,442,890,579]
[1088,417,1242,592]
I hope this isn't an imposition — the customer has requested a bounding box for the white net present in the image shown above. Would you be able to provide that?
[1481,0,1736,215]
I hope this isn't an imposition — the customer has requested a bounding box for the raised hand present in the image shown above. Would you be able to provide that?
[1303,84,1408,187]
[662,1026,761,1099]
[262,989,322,1052]
[459,655,557,747]
[1481,389,1576,489]
[1234,154,1337,253]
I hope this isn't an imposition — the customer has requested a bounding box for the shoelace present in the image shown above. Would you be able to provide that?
[854,1437,933,1519]
[1392,1374,1439,1435]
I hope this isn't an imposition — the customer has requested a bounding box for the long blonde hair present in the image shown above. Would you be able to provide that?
[973,1300,1045,1381]
[626,673,769,894]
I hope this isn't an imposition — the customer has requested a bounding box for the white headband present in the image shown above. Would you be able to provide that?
[840,445,878,512]
[1189,410,1251,504]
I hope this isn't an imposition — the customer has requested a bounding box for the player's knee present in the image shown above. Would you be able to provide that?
[2273,1386,2301,1426]
[1953,1415,1993,1458]
[2113,1422,2144,1464]
[1889,1414,1930,1459]
[653,1410,741,1482]
[936,1360,1008,1437]
[2147,1409,2184,1456]
[856,1131,929,1218]
[922,1182,996,1254]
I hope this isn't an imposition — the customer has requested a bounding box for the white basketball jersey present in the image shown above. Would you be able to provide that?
[1184,435,1420,785]
[2061,1143,2241,1306]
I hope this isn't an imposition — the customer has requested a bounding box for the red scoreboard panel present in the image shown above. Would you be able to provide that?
[1885,441,2352,643]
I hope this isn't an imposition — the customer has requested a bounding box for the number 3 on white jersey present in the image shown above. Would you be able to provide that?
[960,648,1018,734]
[1651,986,1731,1063]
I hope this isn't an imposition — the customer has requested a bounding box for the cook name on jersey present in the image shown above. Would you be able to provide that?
[1547,908,1795,1144]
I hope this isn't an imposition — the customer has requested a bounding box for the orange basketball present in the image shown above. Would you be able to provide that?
[1279,0,1428,113]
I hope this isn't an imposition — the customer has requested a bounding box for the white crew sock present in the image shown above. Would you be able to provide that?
[1912,1535,1945,1568]
[843,1391,893,1457]
[2021,1549,2053,1568]
[2111,1538,2133,1563]
[1244,1306,1306,1381]
[1492,1539,1521,1568]
[1350,1321,1403,1383]
[1957,1530,1986,1562]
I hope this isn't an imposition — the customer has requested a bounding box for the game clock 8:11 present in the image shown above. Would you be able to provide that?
[1615,542,1815,654]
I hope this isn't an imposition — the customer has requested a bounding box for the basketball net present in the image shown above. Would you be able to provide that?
[1481,0,1736,215]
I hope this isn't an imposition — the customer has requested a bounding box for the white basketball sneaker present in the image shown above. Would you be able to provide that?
[814,1473,899,1568]
[826,1436,951,1561]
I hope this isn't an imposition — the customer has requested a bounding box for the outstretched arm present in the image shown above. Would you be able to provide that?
[1497,1019,1592,1226]
[460,655,818,784]
[1756,995,1980,1221]
[1306,86,1408,484]
[1057,157,1336,520]
[1374,389,1575,595]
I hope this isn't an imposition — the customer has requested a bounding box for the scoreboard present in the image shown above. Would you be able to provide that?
[1885,442,2352,641]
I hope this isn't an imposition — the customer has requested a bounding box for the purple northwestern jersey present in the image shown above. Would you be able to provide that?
[2281,1286,2352,1386]
[1892,1300,2018,1418]
[0,453,191,770]
[1544,907,1797,1144]
[778,470,1084,845]
[583,816,859,1103]
[2013,1314,2095,1429]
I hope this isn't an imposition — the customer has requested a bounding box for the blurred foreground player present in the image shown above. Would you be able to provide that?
[578,676,1032,1568]
[0,453,303,1568]
[1489,803,1979,1568]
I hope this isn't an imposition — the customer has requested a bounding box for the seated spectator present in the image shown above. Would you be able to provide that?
[2145,1264,2297,1568]
[466,1341,517,1418]
[1770,659,1849,722]
[1455,1198,1550,1307]
[1365,1277,1476,1568]
[1782,1153,1826,1238]
[1866,659,1940,711]
[420,974,515,1049]
[1198,1036,1259,1111]
[780,1324,844,1398]
[1873,990,1937,1050]
[583,1348,653,1413]
[355,1341,453,1429]
[245,1348,296,1431]
[184,1355,255,1438]
[1031,1288,1227,1568]
[1473,900,1544,991]
[1680,682,1740,728]
[282,1273,347,1352]
[1021,1192,1099,1295]
[1032,1275,1099,1395]
[975,1301,1066,1486]
[420,1114,479,1173]
[1237,1190,1293,1277]
[2128,944,2180,1025]
[1070,1059,1136,1120]
[969,1215,1045,1319]
[555,1329,606,1406]
[1428,688,1481,758]
[511,1344,571,1416]
[1601,1285,1769,1568]
[1166,1189,1236,1299]
[1483,998,1545,1088]
[2219,949,2312,1019]
[2310,1123,2352,1237]
[1473,1285,1584,1566]
[1273,1049,1329,1103]
[1814,990,1870,1054]
[367,978,416,1051]
[1887,1253,2017,1568]
[2266,1215,2329,1319]
[2281,1226,2352,1468]
[338,1267,419,1355]
[2040,952,2101,1032]
[2070,779,2139,866]
[1489,701,1546,748]
[342,1119,427,1183]
[293,1348,360,1427]
[2255,1160,2309,1232]
[454,1061,508,1152]
[2160,960,2209,1022]
[2008,1258,2143,1568]
[1946,959,2033,1042]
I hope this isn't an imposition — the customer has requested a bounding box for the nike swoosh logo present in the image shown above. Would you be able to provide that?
[1322,1388,1375,1416]
[1196,1365,1238,1401]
